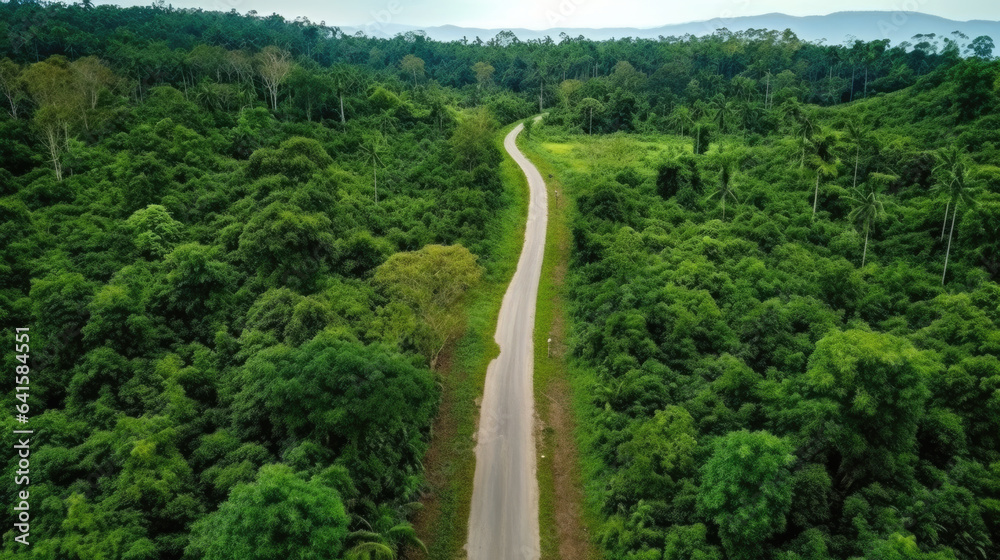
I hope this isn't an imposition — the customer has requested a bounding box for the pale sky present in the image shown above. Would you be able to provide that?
[100,0,1000,29]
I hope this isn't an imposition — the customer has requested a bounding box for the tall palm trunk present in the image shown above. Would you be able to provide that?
[765,73,770,109]
[862,227,869,266]
[44,125,63,181]
[942,200,959,285]
[813,172,820,216]
[853,145,859,189]
[940,200,950,241]
[850,66,855,101]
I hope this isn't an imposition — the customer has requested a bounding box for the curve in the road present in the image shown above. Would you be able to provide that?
[466,122,547,560]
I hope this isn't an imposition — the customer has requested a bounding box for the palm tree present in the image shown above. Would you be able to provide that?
[847,176,892,266]
[795,116,817,168]
[937,159,978,285]
[579,97,603,135]
[529,60,551,113]
[345,512,427,560]
[346,541,395,560]
[710,95,736,134]
[933,146,964,240]
[730,75,756,103]
[361,132,387,205]
[707,155,740,220]
[808,133,839,217]
[781,99,815,167]
[193,81,219,111]
[691,98,710,121]
[843,118,869,190]
[668,105,693,137]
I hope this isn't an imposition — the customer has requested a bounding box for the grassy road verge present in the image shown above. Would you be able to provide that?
[408,122,529,560]
[519,125,603,560]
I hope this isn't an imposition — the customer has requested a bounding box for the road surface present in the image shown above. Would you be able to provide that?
[466,122,546,560]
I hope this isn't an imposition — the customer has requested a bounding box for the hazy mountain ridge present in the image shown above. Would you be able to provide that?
[339,10,1000,46]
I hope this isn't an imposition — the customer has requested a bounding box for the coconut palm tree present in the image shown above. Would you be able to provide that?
[933,146,964,240]
[668,105,693,137]
[579,97,603,135]
[808,133,839,217]
[781,99,815,167]
[360,132,387,205]
[937,159,978,284]
[346,541,395,560]
[345,509,427,560]
[707,154,741,220]
[843,118,869,190]
[847,176,892,266]
[710,95,736,134]
[795,116,817,168]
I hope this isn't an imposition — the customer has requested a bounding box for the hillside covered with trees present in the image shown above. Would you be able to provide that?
[1,1,998,559]
[526,35,1000,560]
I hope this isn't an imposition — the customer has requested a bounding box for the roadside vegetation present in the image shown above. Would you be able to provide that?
[526,57,1000,559]
[1,2,997,558]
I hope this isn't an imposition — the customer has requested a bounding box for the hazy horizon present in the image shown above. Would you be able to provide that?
[96,0,1000,30]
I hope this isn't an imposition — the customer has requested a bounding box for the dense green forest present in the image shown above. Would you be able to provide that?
[1,3,524,559]
[526,42,1000,560]
[1,1,998,559]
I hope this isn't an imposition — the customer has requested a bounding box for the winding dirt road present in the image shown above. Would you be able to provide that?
[466,122,547,560]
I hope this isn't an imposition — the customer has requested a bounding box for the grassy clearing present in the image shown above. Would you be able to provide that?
[407,122,529,560]
[520,123,604,560]
[536,132,692,178]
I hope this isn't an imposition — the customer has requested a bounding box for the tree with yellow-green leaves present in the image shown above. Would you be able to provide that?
[72,55,115,129]
[472,60,495,90]
[559,78,583,109]
[374,244,482,368]
[21,56,80,181]
[0,58,26,119]
[400,54,425,86]
[18,55,116,180]
[255,45,292,111]
[450,107,497,171]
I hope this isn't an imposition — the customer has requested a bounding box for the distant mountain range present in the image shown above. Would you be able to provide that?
[337,11,1000,47]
